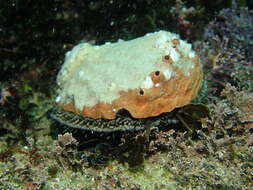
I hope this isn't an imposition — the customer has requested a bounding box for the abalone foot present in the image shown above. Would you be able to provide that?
[49,107,179,133]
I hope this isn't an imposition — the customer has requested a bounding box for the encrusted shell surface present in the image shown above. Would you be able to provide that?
[56,31,202,119]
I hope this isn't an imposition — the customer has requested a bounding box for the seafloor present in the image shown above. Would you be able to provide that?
[0,1,252,190]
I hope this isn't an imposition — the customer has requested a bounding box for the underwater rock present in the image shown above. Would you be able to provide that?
[56,31,202,119]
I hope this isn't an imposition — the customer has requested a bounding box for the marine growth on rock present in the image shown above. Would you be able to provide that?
[56,31,202,120]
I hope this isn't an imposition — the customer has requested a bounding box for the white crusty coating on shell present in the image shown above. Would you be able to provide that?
[57,30,196,110]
